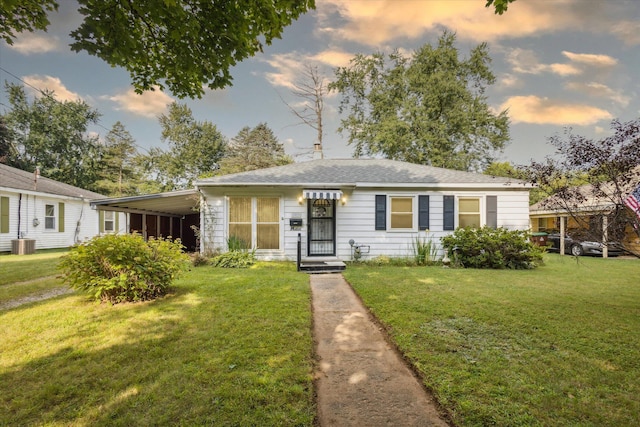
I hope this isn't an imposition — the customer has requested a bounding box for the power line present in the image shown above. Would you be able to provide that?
[0,65,153,154]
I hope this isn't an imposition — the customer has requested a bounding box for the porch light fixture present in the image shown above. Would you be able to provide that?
[341,196,347,205]
[298,196,304,205]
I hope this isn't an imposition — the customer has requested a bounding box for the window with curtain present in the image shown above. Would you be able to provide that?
[257,197,279,249]
[390,197,413,229]
[458,198,480,228]
[228,197,280,250]
[228,197,252,249]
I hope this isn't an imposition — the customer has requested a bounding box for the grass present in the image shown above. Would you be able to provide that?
[0,250,69,304]
[342,255,640,426]
[0,249,68,285]
[0,262,315,426]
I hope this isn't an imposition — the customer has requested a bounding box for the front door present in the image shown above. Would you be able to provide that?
[308,199,336,256]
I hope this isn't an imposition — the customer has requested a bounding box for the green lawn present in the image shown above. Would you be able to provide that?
[0,262,315,426]
[0,250,69,304]
[0,249,68,285]
[3,253,638,426]
[343,255,640,426]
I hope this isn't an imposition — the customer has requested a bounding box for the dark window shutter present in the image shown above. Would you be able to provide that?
[375,195,386,230]
[418,195,430,230]
[443,195,455,231]
[99,211,104,233]
[486,195,497,229]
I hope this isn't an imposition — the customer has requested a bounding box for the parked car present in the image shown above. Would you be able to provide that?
[546,232,623,257]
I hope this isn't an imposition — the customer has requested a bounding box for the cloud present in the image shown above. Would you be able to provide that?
[22,75,82,102]
[501,95,612,125]
[506,49,618,79]
[316,0,580,46]
[610,20,640,46]
[262,49,349,90]
[548,63,582,76]
[505,49,549,75]
[498,73,521,89]
[565,82,630,107]
[561,51,618,68]
[7,33,62,54]
[107,87,173,118]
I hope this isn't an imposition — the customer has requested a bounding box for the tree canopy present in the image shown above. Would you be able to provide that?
[1,0,315,98]
[524,119,640,255]
[218,123,292,175]
[485,0,516,14]
[143,102,227,190]
[2,82,102,189]
[330,31,509,172]
[93,122,142,197]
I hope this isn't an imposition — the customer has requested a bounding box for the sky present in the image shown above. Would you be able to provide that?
[1,0,639,169]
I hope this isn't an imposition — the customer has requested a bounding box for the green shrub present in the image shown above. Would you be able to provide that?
[412,235,439,265]
[59,234,190,303]
[211,249,256,268]
[441,227,544,269]
[227,235,249,251]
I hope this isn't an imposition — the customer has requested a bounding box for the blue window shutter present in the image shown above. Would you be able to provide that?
[486,196,497,229]
[375,195,386,230]
[418,195,430,230]
[443,196,455,231]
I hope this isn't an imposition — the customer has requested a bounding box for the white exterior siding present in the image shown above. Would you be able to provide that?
[0,188,125,252]
[199,186,531,262]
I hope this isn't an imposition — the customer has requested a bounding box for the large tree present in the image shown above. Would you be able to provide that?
[93,121,142,197]
[330,31,509,172]
[218,123,292,175]
[0,116,11,163]
[2,82,101,189]
[144,102,226,190]
[1,0,315,98]
[525,119,640,255]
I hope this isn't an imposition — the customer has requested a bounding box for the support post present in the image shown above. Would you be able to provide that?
[297,233,301,271]
[559,216,565,256]
[602,215,608,258]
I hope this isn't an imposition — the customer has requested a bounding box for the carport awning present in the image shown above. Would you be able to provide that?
[303,189,343,200]
[91,189,199,217]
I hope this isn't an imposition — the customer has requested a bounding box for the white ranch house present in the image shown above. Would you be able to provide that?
[194,158,531,262]
[0,163,125,254]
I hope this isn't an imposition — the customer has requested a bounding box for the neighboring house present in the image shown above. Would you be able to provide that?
[193,158,532,261]
[0,163,125,253]
[530,182,640,256]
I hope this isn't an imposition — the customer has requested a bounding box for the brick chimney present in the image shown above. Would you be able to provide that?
[313,142,323,160]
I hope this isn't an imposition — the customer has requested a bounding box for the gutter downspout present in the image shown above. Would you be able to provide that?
[17,193,22,239]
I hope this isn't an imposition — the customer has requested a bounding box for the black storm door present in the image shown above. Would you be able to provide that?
[307,199,336,256]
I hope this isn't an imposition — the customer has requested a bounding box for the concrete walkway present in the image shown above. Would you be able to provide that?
[311,273,449,426]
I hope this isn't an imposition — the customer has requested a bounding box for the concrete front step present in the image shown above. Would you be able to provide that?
[299,261,346,274]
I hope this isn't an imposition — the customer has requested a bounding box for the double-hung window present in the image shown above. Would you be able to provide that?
[45,204,56,230]
[44,202,65,232]
[458,198,481,228]
[228,197,280,250]
[390,197,413,229]
[104,211,115,232]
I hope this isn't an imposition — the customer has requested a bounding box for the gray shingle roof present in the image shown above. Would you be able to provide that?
[0,163,105,199]
[196,158,524,187]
